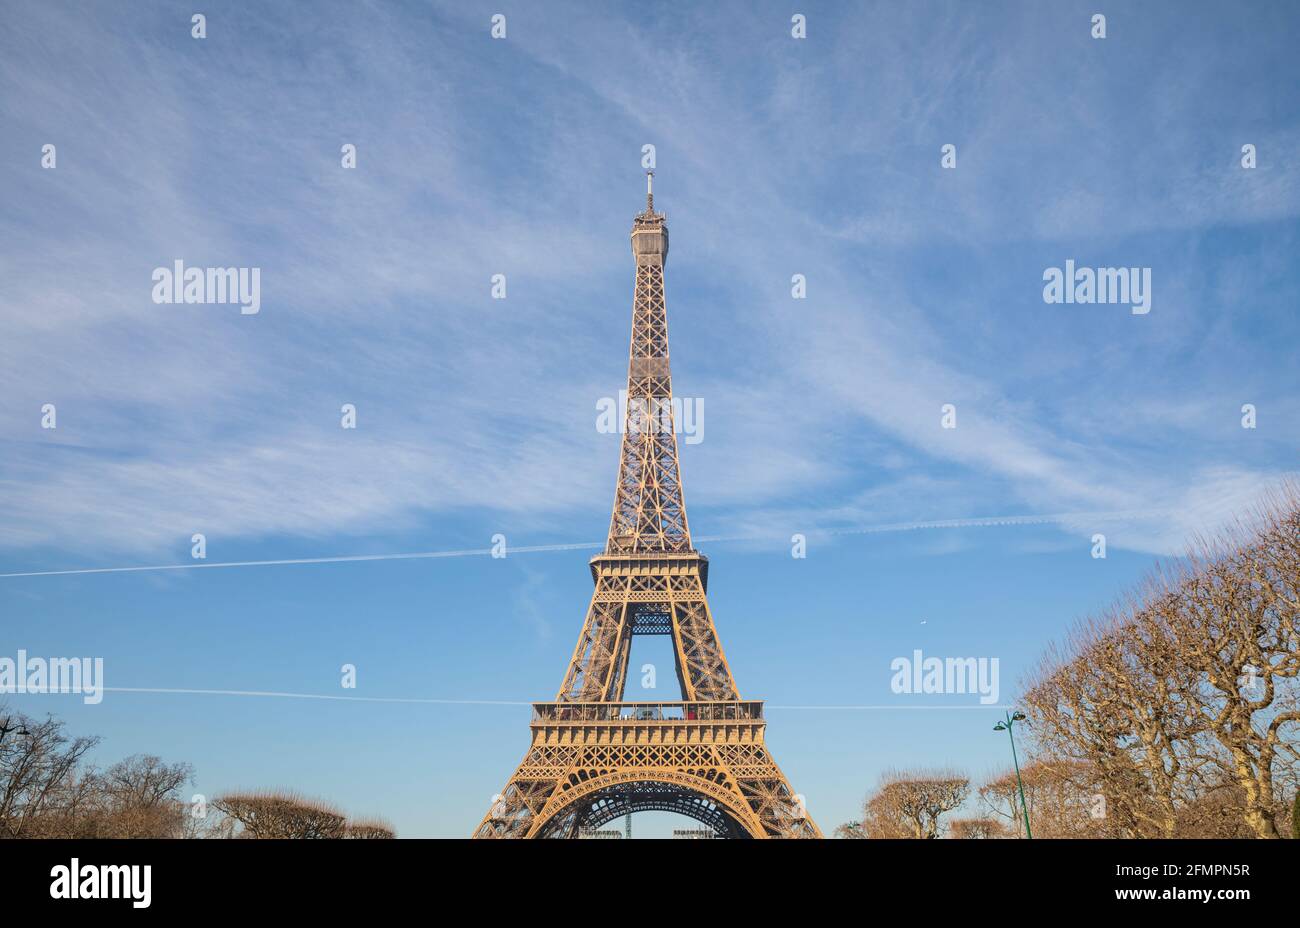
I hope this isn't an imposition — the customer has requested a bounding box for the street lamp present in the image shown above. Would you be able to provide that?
[993,710,1032,839]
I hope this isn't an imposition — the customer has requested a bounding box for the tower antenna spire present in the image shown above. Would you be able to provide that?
[646,169,654,212]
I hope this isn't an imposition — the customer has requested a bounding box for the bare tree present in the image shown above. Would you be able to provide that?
[0,710,99,838]
[89,754,193,838]
[212,790,395,839]
[861,769,970,839]
[978,760,1110,838]
[101,755,192,809]
[1153,493,1300,838]
[949,817,1007,839]
[344,817,396,839]
[1022,607,1205,837]
[213,791,348,838]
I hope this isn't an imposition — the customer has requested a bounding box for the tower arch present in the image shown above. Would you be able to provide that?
[528,773,762,839]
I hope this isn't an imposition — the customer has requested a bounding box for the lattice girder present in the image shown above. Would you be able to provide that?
[472,720,819,838]
[556,556,736,703]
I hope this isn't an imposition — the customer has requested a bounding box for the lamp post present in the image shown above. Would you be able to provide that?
[993,710,1032,839]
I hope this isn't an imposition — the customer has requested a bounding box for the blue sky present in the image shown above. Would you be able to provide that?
[1,1,1297,837]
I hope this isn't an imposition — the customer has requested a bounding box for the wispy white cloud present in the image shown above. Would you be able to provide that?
[0,0,1295,562]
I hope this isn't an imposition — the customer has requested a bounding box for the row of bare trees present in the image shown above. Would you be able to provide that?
[840,754,1297,839]
[835,762,1126,838]
[0,708,393,838]
[0,712,192,838]
[838,487,1299,838]
[1022,487,1299,838]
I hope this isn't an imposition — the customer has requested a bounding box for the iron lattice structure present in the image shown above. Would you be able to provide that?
[473,176,820,839]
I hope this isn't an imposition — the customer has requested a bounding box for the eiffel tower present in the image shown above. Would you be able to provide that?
[473,174,820,839]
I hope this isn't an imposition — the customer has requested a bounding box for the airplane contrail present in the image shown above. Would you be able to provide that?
[99,686,1006,711]
[0,540,602,578]
[0,509,1164,579]
[103,687,531,706]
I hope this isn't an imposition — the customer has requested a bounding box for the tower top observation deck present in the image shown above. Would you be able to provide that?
[631,171,668,265]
